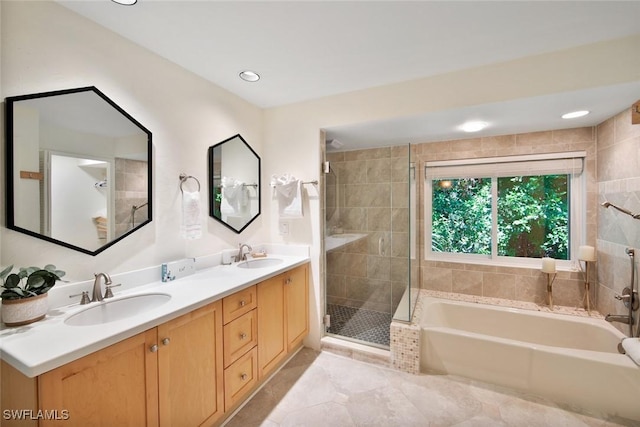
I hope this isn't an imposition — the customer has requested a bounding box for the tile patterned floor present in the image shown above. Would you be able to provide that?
[326,304,391,347]
[225,348,639,427]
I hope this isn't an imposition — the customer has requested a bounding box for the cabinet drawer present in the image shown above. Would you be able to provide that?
[223,309,257,368]
[223,285,257,324]
[224,347,258,412]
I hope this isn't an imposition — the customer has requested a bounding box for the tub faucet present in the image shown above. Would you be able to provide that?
[235,243,252,262]
[606,248,637,336]
[605,314,633,325]
[92,272,112,302]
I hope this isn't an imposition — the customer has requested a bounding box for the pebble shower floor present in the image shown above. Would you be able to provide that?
[326,304,391,347]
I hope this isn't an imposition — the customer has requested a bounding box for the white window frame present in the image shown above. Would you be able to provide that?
[425,151,586,270]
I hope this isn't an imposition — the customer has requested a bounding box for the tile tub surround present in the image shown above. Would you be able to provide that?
[415,126,598,309]
[596,107,640,334]
[0,244,309,377]
[114,158,149,238]
[226,348,634,427]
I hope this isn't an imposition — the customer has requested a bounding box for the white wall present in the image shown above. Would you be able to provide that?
[263,34,640,349]
[1,1,266,281]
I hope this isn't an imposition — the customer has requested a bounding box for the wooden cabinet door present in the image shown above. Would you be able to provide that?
[157,301,224,427]
[257,275,286,379]
[285,264,309,351]
[39,329,159,427]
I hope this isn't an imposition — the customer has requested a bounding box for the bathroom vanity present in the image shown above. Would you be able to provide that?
[0,256,309,427]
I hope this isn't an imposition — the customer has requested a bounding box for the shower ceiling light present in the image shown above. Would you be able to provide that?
[561,110,590,119]
[459,121,488,133]
[239,70,260,82]
[111,0,137,5]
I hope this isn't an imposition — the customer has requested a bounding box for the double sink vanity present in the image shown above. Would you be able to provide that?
[1,250,310,426]
[2,86,296,426]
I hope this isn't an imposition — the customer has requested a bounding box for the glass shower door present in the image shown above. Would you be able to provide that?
[324,144,415,348]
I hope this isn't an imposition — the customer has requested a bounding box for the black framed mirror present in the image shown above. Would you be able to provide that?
[5,86,152,255]
[208,134,260,233]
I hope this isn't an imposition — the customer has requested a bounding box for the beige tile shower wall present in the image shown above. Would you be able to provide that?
[596,108,640,328]
[415,127,597,309]
[326,146,411,314]
[115,158,149,238]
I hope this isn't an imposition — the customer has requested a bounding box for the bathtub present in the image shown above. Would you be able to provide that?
[419,297,640,421]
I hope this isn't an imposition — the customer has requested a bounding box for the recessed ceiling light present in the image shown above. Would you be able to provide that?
[459,121,488,133]
[111,0,137,5]
[239,71,260,82]
[561,110,590,119]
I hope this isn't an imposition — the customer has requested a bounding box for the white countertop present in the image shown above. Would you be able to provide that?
[0,253,309,378]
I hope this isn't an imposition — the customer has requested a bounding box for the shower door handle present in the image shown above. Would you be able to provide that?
[378,237,385,256]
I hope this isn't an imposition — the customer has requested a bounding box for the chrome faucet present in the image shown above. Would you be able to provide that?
[92,272,112,302]
[235,243,252,262]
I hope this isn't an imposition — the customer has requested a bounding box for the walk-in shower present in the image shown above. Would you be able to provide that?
[324,143,418,348]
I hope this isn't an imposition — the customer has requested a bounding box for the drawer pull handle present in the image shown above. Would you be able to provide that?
[239,300,246,307]
[162,337,171,346]
[285,278,292,285]
[150,344,159,353]
[240,333,247,340]
[240,373,247,381]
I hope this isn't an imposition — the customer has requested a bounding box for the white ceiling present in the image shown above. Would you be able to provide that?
[56,0,640,149]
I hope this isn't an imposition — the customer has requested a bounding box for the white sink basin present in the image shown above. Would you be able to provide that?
[65,293,171,326]
[236,258,283,269]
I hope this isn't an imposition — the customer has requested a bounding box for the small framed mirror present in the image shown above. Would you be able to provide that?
[208,134,260,233]
[5,86,152,255]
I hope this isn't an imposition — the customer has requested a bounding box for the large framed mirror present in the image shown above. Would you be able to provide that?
[208,134,260,233]
[5,86,152,255]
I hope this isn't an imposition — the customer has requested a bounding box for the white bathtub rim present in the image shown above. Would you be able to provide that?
[420,296,625,338]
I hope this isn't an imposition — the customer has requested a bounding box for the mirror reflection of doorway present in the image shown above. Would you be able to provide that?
[43,151,113,249]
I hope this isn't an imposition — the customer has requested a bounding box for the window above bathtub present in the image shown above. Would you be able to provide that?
[425,151,586,269]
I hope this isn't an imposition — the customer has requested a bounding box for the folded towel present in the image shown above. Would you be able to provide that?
[93,216,107,240]
[271,174,303,218]
[621,338,640,366]
[181,190,202,240]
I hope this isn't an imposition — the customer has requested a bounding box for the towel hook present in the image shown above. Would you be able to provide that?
[179,173,201,193]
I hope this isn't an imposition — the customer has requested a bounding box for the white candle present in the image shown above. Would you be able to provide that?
[578,245,596,262]
[541,257,556,274]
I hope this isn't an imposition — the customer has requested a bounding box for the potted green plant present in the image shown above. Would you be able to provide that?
[1,264,65,326]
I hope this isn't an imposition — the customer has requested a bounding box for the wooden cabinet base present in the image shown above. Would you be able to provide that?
[0,264,309,427]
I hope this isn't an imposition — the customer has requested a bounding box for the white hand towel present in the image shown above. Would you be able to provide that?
[181,190,202,239]
[271,174,303,218]
[221,176,244,213]
[621,337,640,366]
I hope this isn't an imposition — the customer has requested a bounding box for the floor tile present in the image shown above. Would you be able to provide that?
[225,348,637,427]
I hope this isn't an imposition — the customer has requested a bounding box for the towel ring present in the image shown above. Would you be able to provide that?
[179,173,201,193]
